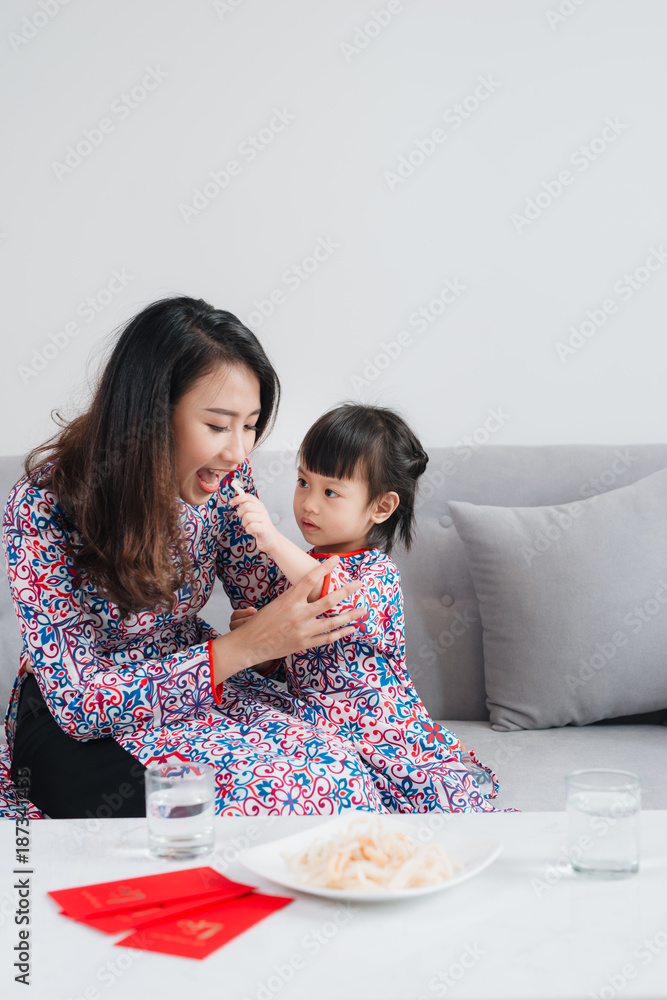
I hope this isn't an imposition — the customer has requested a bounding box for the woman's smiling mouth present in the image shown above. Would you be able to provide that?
[195,467,233,492]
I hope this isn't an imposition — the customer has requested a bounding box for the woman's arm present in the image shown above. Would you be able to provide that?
[3,498,225,741]
[208,555,366,684]
[5,467,368,739]
[228,608,275,674]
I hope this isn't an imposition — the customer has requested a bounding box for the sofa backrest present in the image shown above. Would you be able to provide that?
[2,445,666,729]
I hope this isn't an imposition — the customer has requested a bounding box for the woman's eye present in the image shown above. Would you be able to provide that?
[244,425,258,433]
[208,425,228,433]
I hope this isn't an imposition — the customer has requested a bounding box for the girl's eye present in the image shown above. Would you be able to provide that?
[324,488,339,498]
[296,477,307,488]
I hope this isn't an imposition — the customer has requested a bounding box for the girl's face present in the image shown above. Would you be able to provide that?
[293,463,398,554]
[171,364,261,507]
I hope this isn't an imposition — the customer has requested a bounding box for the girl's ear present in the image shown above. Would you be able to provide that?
[371,491,400,524]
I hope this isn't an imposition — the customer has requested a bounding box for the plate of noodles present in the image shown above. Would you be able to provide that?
[237,815,502,902]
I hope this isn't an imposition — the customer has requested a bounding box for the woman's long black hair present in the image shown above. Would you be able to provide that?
[23,296,280,620]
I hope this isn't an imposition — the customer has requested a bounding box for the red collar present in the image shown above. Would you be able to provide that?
[311,548,370,559]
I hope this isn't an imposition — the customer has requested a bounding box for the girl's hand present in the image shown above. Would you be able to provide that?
[229,494,280,553]
[229,607,257,631]
[210,556,363,684]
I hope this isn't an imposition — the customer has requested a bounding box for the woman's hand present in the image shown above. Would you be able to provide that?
[210,555,363,685]
[229,494,280,554]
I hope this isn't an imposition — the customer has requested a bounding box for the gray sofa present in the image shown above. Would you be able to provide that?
[2,446,667,812]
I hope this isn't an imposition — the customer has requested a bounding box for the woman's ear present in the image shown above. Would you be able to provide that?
[371,491,400,524]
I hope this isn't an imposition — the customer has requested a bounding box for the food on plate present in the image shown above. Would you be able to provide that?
[282,817,461,891]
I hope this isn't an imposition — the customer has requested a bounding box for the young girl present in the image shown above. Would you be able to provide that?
[230,403,499,813]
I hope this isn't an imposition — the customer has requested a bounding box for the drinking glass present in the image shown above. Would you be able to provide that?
[145,760,216,860]
[565,769,640,878]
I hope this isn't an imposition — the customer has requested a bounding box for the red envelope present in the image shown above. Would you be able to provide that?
[116,892,293,959]
[48,868,249,920]
[61,883,254,934]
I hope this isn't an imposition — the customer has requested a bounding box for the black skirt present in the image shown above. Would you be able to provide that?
[10,673,146,819]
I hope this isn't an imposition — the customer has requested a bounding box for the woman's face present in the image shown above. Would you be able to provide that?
[171,364,261,506]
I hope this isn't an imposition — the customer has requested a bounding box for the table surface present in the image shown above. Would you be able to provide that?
[2,810,667,1000]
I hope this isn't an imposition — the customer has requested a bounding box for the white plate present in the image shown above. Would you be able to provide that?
[238,816,503,902]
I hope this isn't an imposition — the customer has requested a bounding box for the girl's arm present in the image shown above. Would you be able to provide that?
[227,487,323,601]
[214,461,295,607]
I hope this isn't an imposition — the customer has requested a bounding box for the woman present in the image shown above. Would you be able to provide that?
[4,296,388,818]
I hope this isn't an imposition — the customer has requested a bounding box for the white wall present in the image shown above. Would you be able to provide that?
[2,0,666,457]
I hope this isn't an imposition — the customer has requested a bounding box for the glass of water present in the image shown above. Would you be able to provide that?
[565,769,641,878]
[145,760,216,860]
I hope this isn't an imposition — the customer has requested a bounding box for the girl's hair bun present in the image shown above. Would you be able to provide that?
[409,447,429,478]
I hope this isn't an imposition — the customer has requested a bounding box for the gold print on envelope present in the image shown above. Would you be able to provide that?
[177,919,222,940]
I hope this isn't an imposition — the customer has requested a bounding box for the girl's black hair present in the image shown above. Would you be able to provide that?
[298,403,428,554]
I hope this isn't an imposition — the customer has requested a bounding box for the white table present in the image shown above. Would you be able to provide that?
[2,811,667,1000]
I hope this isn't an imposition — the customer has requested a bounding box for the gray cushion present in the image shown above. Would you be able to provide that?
[443,720,667,810]
[448,469,667,731]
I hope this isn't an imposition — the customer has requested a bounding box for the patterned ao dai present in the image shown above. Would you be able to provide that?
[0,460,497,818]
